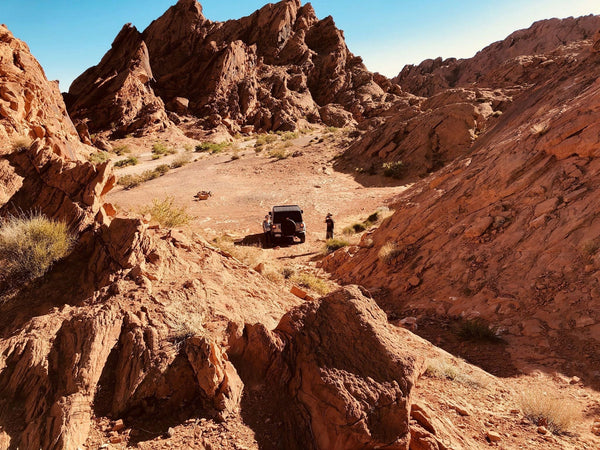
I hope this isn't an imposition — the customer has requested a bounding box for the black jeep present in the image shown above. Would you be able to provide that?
[268,205,306,244]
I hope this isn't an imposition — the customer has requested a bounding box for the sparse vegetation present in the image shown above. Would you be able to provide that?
[425,357,487,388]
[152,141,176,157]
[114,156,138,168]
[324,238,349,254]
[87,151,110,165]
[518,387,579,434]
[269,148,289,160]
[195,142,230,153]
[291,272,331,295]
[111,144,131,156]
[343,211,382,235]
[0,212,75,283]
[326,126,339,133]
[11,138,31,152]
[455,318,500,342]
[382,160,405,179]
[378,242,402,263]
[280,131,299,141]
[170,154,192,168]
[254,134,278,148]
[141,196,191,228]
[117,165,171,189]
[230,152,241,161]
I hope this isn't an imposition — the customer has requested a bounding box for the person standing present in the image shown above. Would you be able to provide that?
[325,213,334,240]
[263,215,272,247]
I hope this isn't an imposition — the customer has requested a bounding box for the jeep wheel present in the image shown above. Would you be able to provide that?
[298,233,306,243]
[281,218,296,236]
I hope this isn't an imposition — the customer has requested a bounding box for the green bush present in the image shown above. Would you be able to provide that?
[382,161,405,179]
[87,152,110,165]
[141,196,190,228]
[0,213,75,282]
[170,154,192,168]
[152,141,176,157]
[324,238,349,254]
[114,156,138,167]
[111,145,131,156]
[195,142,230,153]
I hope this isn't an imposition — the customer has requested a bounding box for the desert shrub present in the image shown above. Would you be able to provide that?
[154,164,170,176]
[114,156,138,167]
[269,148,288,160]
[281,267,295,279]
[456,318,500,342]
[111,144,131,156]
[518,387,579,434]
[170,154,192,168]
[230,152,241,161]
[280,131,299,141]
[11,138,32,152]
[324,238,349,254]
[195,142,230,153]
[117,165,170,189]
[0,212,75,282]
[117,174,141,189]
[382,161,405,179]
[255,134,278,147]
[378,242,402,263]
[326,126,339,133]
[87,151,110,165]
[183,144,193,152]
[425,357,487,388]
[151,142,176,158]
[141,196,190,228]
[292,272,331,296]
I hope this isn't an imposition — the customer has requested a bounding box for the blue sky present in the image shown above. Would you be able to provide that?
[2,0,600,91]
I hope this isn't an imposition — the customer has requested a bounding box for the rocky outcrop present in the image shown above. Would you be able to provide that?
[340,88,509,178]
[394,15,600,97]
[230,286,423,449]
[67,0,396,133]
[0,25,83,159]
[66,24,171,138]
[325,39,600,379]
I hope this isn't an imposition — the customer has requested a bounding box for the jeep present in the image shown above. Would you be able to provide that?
[268,205,306,244]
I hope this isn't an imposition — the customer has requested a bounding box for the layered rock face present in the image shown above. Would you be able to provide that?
[67,0,396,134]
[66,24,171,138]
[0,25,83,158]
[394,15,600,97]
[343,15,600,181]
[326,34,600,379]
[231,286,423,450]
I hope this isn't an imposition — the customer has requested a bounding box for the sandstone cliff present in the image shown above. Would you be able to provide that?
[325,32,600,384]
[67,0,397,135]
[394,15,600,97]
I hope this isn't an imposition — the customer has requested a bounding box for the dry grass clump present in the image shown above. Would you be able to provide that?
[268,147,288,160]
[378,242,402,263]
[425,357,488,388]
[518,387,579,434]
[87,151,110,165]
[114,156,138,167]
[170,153,192,168]
[324,238,349,254]
[11,138,32,152]
[0,212,75,283]
[152,141,177,158]
[382,160,405,179]
[141,196,190,228]
[117,165,171,189]
[195,142,230,153]
[291,272,331,296]
[111,144,131,156]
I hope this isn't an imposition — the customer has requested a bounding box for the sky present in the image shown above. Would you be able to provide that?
[2,0,600,91]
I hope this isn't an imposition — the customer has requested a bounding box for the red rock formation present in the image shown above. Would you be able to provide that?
[66,24,171,137]
[0,25,83,158]
[394,15,600,97]
[67,0,395,133]
[230,285,423,449]
[325,38,600,379]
